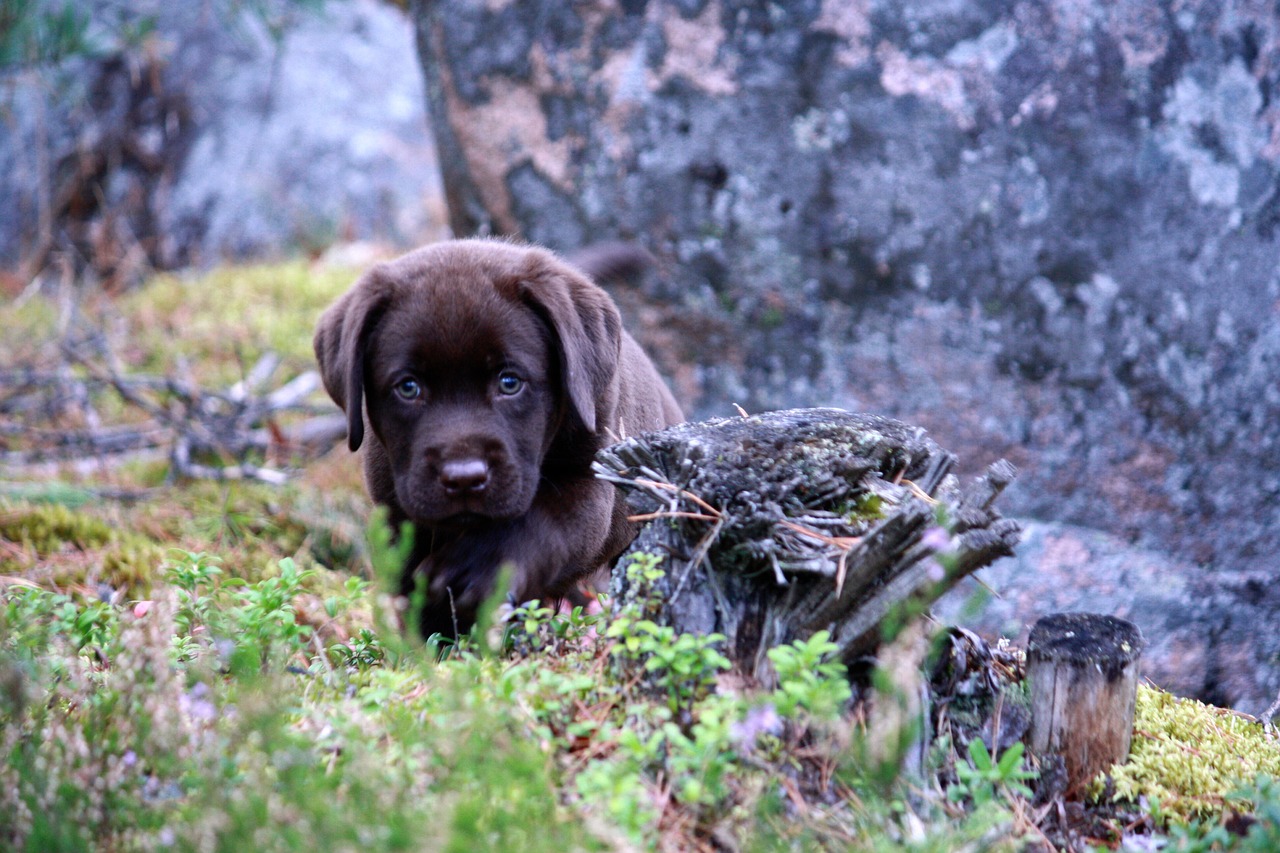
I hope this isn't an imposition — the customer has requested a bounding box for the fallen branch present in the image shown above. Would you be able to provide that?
[0,347,344,482]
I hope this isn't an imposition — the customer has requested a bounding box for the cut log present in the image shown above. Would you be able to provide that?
[594,408,1021,684]
[1027,612,1145,796]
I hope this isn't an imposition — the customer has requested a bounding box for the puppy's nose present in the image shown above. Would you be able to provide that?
[439,458,489,494]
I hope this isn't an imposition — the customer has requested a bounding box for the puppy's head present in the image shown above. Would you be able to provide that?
[313,240,622,524]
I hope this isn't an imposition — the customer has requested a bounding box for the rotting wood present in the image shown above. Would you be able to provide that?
[1027,612,1144,796]
[1263,689,1280,737]
[594,407,1021,684]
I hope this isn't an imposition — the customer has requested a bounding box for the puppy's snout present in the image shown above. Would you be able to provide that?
[439,458,490,495]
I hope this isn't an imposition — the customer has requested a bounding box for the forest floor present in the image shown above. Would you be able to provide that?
[0,258,1276,852]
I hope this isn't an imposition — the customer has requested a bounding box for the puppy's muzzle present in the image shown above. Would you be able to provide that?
[439,458,490,496]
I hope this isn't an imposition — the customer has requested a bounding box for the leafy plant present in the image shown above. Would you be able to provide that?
[605,553,731,717]
[328,627,384,669]
[948,739,1037,807]
[231,556,314,662]
[505,598,602,657]
[168,550,223,631]
[607,616,731,715]
[767,628,852,719]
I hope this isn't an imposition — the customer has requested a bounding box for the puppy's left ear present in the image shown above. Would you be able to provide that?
[517,251,622,434]
[313,272,392,452]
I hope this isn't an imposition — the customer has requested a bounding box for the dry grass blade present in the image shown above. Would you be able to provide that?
[633,478,723,518]
[627,510,721,523]
[779,519,865,597]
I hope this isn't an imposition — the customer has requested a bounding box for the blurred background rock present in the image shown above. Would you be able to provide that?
[409,0,1280,715]
[0,0,444,291]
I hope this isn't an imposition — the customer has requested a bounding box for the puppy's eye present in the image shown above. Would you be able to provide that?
[496,371,524,396]
[394,378,422,401]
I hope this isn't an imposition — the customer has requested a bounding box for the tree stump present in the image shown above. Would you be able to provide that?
[1027,613,1145,796]
[594,408,1021,684]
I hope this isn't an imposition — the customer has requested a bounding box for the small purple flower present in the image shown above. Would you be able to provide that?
[920,526,952,553]
[731,703,783,751]
[215,639,235,667]
[921,526,955,582]
[181,683,217,722]
[122,750,138,768]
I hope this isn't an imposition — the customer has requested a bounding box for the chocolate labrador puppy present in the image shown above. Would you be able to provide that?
[314,239,683,638]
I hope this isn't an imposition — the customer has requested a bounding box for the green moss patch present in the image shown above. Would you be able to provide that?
[0,501,166,592]
[1104,684,1280,822]
[118,260,356,384]
[0,502,116,554]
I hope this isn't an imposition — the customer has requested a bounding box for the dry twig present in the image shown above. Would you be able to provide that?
[1,344,344,482]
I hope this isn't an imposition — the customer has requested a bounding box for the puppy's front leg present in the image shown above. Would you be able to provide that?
[516,479,621,605]
[392,526,459,639]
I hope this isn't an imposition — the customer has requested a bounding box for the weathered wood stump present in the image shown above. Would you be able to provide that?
[594,408,1021,684]
[1027,612,1144,796]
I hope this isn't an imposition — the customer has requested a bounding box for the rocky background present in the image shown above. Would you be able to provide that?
[409,0,1280,713]
[0,0,443,290]
[3,0,1278,712]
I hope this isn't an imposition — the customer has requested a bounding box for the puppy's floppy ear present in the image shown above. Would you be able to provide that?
[313,272,392,452]
[516,250,622,434]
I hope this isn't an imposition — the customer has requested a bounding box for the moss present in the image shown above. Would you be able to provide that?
[1101,684,1280,822]
[841,492,885,522]
[0,477,366,597]
[0,501,170,592]
[0,503,116,555]
[98,539,167,592]
[118,260,356,383]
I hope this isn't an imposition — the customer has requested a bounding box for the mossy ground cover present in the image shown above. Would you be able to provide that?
[1109,686,1280,822]
[2,260,1279,851]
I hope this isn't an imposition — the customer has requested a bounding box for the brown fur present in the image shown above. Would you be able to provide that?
[314,239,682,637]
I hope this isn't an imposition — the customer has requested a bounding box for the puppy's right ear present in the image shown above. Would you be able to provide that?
[313,273,391,452]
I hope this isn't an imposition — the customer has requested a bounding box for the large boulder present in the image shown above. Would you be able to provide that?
[408,0,1280,711]
[1,0,442,287]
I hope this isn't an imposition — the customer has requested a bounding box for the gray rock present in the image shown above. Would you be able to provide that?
[162,0,443,263]
[937,520,1280,717]
[0,0,441,282]
[409,0,1280,709]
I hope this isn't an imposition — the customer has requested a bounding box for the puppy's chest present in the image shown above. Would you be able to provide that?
[420,519,522,578]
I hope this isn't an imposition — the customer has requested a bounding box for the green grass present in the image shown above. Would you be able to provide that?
[0,537,1032,852]
[2,259,1279,851]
